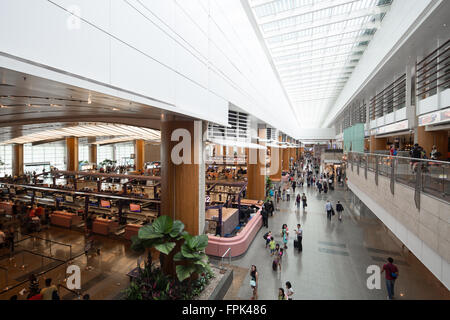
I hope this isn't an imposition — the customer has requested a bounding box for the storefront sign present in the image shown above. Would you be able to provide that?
[370,120,408,135]
[418,107,450,126]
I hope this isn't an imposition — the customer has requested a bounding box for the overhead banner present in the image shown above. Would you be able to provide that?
[370,120,408,135]
[418,107,450,126]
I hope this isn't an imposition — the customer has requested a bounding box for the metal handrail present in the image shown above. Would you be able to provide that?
[352,151,450,165]
[347,151,449,205]
[15,235,73,260]
[58,284,82,300]
[220,248,232,270]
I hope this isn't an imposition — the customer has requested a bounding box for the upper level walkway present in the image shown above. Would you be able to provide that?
[346,152,450,290]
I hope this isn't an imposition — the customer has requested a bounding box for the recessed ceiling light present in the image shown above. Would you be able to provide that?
[112,107,119,111]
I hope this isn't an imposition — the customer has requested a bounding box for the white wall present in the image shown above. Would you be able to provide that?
[0,0,299,138]
[322,0,443,128]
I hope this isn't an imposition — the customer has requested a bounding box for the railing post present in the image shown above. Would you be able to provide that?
[375,155,379,186]
[356,155,360,175]
[414,162,421,210]
[364,155,368,179]
[390,157,395,195]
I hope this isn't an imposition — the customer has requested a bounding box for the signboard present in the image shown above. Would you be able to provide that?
[418,107,450,126]
[370,120,408,135]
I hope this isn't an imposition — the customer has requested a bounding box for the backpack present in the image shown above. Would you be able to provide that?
[263,232,269,240]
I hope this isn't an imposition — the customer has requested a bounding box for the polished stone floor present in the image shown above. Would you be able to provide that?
[223,183,450,300]
[0,228,140,300]
[1,182,449,300]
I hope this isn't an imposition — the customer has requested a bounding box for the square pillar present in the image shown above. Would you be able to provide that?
[417,126,448,160]
[66,137,79,171]
[12,144,24,177]
[161,119,205,235]
[135,139,145,172]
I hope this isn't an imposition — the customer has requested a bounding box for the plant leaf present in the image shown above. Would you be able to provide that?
[138,225,163,240]
[173,252,184,261]
[180,244,196,258]
[176,265,196,282]
[193,234,209,251]
[169,220,185,238]
[154,242,176,255]
[152,215,173,234]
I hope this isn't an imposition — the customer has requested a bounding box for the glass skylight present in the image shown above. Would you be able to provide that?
[247,0,393,127]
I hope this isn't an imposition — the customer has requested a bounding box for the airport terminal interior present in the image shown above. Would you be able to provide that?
[0,0,449,301]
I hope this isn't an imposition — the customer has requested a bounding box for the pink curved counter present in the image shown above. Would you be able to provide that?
[206,209,262,258]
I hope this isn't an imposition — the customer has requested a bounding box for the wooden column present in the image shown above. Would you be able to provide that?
[417,126,448,160]
[282,147,289,171]
[161,119,205,235]
[12,144,24,176]
[246,128,266,200]
[88,138,97,164]
[66,137,79,171]
[135,139,145,172]
[269,146,282,180]
[369,136,388,153]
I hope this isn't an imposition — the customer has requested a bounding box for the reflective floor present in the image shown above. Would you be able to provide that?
[223,183,450,300]
[0,228,139,300]
[1,183,449,300]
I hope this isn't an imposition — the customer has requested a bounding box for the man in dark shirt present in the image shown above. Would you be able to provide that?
[261,205,268,228]
[381,257,399,300]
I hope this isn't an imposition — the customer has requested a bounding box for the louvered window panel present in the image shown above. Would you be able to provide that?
[207,111,250,142]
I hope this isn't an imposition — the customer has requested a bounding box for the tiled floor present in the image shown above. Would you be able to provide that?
[225,183,450,300]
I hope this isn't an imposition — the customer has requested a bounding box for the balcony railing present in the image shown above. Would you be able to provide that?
[347,151,449,208]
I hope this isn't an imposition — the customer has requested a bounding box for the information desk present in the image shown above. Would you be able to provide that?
[124,223,143,241]
[239,199,263,207]
[205,207,239,237]
[92,217,119,235]
[50,211,82,228]
[206,206,262,258]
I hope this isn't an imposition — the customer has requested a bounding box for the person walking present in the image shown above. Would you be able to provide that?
[272,244,281,270]
[264,231,272,248]
[278,288,287,300]
[281,224,289,249]
[261,205,269,228]
[269,237,276,256]
[285,282,294,300]
[295,194,301,210]
[250,265,259,300]
[301,193,307,210]
[381,257,399,300]
[325,200,333,220]
[286,188,291,201]
[40,278,58,300]
[292,180,296,194]
[336,201,344,221]
[295,224,303,252]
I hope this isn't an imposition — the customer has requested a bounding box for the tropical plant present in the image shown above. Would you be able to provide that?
[131,215,186,275]
[173,233,211,282]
